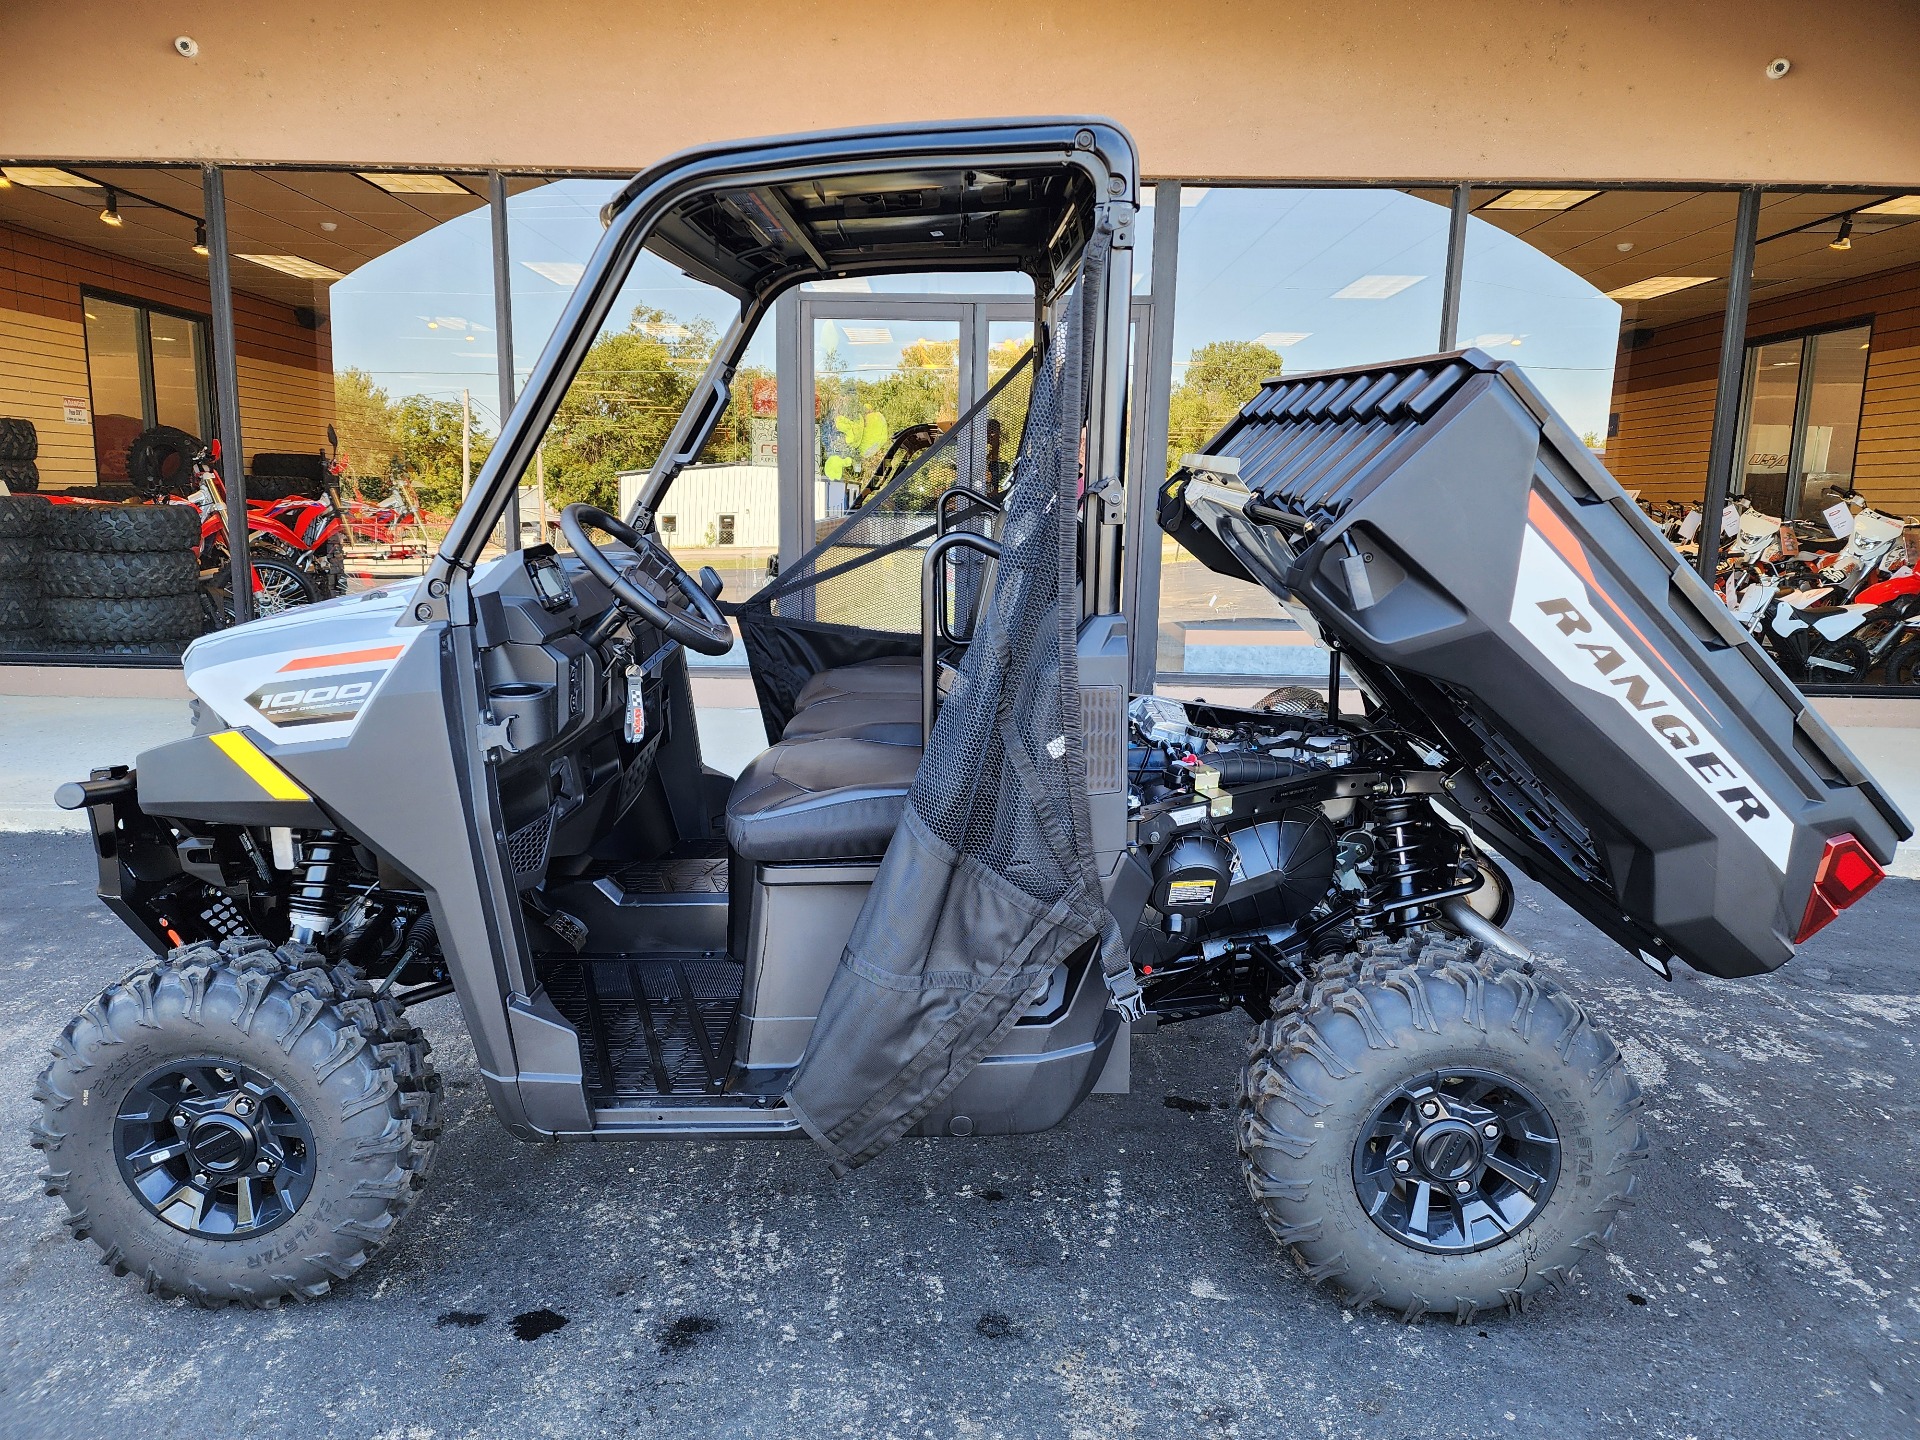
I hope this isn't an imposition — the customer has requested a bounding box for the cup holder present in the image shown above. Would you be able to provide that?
[488,681,555,751]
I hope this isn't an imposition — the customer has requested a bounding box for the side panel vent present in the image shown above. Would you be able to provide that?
[1082,684,1125,794]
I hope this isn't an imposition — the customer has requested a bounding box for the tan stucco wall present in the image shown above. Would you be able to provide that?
[2,1,1917,185]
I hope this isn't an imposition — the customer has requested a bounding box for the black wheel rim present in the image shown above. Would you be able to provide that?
[114,1057,317,1239]
[1352,1066,1560,1255]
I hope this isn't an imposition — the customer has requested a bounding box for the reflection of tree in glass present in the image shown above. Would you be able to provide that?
[332,369,399,493]
[1166,339,1284,474]
[541,304,719,509]
[815,337,961,502]
[394,396,493,514]
[333,302,723,515]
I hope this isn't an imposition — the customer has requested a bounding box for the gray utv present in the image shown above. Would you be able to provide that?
[33,119,1908,1320]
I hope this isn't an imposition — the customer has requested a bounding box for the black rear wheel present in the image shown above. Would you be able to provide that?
[1236,933,1645,1321]
[1883,637,1920,689]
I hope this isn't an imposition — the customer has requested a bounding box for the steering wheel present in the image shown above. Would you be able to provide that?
[557,504,734,656]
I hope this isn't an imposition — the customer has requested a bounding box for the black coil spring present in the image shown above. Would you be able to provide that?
[1371,795,1437,917]
[288,830,355,936]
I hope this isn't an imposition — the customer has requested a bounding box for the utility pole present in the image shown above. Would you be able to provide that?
[534,443,548,547]
[461,388,472,500]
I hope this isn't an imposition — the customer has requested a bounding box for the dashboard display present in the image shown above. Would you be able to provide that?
[524,546,575,612]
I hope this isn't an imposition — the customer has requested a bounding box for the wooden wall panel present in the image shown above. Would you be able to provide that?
[0,308,94,489]
[236,355,334,464]
[1606,263,1920,514]
[0,221,332,489]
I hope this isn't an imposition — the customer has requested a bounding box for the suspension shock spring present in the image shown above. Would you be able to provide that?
[287,830,355,945]
[1370,794,1438,922]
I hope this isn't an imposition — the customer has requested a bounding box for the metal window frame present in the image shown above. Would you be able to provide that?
[77,288,216,451]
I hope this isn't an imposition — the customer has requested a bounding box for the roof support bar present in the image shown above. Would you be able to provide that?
[1695,186,1763,583]
[490,171,520,550]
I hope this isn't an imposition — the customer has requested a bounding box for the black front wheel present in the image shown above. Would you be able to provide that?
[1236,933,1645,1322]
[30,939,439,1307]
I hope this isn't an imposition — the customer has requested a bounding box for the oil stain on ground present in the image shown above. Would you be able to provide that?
[434,1311,488,1328]
[657,1314,718,1353]
[510,1308,570,1341]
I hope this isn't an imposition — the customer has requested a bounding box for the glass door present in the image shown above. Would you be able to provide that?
[789,293,1033,628]
[1738,324,1872,522]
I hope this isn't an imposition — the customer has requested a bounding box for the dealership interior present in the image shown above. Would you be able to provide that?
[0,161,1914,694]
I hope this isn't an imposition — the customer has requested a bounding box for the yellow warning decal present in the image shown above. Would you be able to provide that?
[209,730,310,802]
[1166,878,1217,905]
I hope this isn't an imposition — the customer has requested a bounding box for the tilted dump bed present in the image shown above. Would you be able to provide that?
[1161,349,1910,977]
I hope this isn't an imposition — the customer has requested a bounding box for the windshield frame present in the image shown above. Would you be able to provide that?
[420,120,1134,606]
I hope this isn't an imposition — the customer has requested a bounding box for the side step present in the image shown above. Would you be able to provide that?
[541,955,741,1101]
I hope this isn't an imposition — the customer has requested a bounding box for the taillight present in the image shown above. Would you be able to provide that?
[1793,833,1884,944]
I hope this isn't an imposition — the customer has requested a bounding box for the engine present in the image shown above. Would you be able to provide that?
[1125,693,1485,1021]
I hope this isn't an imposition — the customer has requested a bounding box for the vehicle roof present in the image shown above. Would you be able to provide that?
[603,118,1131,301]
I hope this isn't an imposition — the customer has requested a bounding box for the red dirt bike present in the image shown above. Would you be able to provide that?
[125,426,348,600]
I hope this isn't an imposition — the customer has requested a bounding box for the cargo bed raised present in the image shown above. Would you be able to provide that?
[1161,348,1910,977]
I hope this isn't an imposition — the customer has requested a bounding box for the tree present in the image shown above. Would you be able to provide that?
[392,395,491,515]
[331,369,399,497]
[1166,340,1285,473]
[539,304,718,510]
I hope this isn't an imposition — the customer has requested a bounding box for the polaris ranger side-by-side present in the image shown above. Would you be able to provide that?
[32,120,1908,1319]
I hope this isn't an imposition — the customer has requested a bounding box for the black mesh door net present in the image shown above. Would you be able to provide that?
[785,229,1139,1169]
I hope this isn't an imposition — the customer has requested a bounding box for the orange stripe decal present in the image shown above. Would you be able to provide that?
[279,645,403,673]
[1525,492,1712,714]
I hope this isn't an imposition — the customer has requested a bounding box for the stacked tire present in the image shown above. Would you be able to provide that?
[0,417,39,493]
[42,503,204,655]
[247,451,329,501]
[0,493,51,652]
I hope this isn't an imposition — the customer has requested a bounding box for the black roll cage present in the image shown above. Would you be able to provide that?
[418,118,1141,620]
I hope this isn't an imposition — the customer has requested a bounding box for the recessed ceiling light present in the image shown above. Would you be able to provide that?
[1333,275,1424,300]
[358,172,468,195]
[1616,242,1634,252]
[2,167,95,187]
[1606,276,1716,300]
[1484,189,1600,212]
[1255,331,1312,347]
[841,326,893,345]
[237,254,345,281]
[1860,195,1920,216]
[522,260,584,286]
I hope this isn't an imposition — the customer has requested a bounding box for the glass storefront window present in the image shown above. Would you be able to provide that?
[245,168,500,594]
[1158,187,1451,681]
[1468,189,1739,511]
[0,165,215,660]
[507,177,781,612]
[1458,191,1622,447]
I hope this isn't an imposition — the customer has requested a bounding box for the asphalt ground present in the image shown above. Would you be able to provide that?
[1,828,1915,1439]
